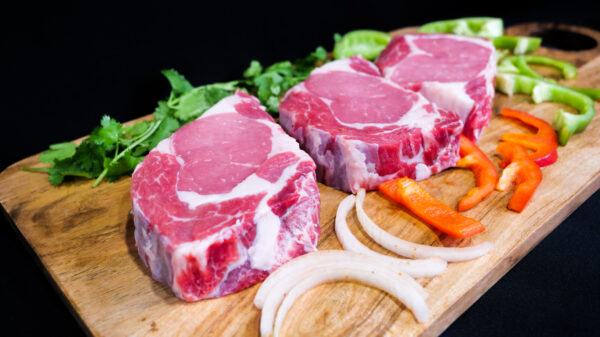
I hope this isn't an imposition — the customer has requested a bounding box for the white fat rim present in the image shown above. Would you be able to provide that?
[356,189,493,262]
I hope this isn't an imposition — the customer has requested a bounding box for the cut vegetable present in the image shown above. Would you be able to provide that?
[356,189,493,262]
[497,56,600,101]
[496,73,596,145]
[378,179,486,238]
[268,262,429,337]
[498,55,577,80]
[28,47,331,187]
[571,86,600,101]
[499,108,558,167]
[513,56,546,79]
[254,249,430,309]
[335,195,447,277]
[419,17,503,39]
[241,46,328,114]
[496,142,543,212]
[258,253,429,337]
[456,135,498,211]
[492,36,542,54]
[24,70,237,187]
[333,30,392,60]
[495,49,510,64]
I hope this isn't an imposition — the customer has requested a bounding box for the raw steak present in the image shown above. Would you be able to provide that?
[376,33,496,142]
[131,91,320,301]
[279,56,463,193]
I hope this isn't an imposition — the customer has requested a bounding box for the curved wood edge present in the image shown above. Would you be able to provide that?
[424,170,600,336]
[505,22,600,66]
[0,206,95,337]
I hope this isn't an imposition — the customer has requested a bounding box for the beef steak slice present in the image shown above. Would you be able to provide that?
[279,56,463,193]
[376,33,496,142]
[131,91,320,301]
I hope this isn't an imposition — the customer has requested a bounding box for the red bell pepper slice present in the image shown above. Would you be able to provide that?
[499,108,558,167]
[456,135,498,212]
[379,177,485,238]
[496,142,543,213]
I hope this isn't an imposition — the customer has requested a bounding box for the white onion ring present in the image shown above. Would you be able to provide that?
[335,194,447,278]
[259,257,427,337]
[270,264,429,337]
[254,250,426,309]
[356,189,493,262]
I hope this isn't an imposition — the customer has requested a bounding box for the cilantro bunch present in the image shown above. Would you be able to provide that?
[26,47,328,186]
[24,70,237,186]
[241,46,327,113]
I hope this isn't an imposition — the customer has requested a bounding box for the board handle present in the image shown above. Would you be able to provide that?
[505,22,600,66]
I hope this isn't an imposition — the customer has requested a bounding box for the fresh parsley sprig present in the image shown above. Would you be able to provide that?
[240,46,328,114]
[91,118,162,187]
[24,70,237,186]
[26,46,329,186]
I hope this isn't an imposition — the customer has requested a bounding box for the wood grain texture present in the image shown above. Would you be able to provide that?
[1,25,599,337]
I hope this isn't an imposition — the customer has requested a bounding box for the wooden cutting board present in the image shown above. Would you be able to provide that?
[1,23,599,337]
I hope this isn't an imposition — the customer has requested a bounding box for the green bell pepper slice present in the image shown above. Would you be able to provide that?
[333,30,392,60]
[571,87,600,101]
[419,17,503,39]
[496,73,596,145]
[498,55,577,80]
[498,55,600,101]
[495,49,510,64]
[492,36,542,54]
[513,56,546,79]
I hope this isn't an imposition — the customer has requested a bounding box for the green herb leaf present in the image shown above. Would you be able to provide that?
[93,119,163,186]
[89,115,122,149]
[124,121,150,138]
[39,142,77,164]
[153,100,171,120]
[333,30,391,60]
[243,60,263,78]
[265,96,280,113]
[73,140,107,175]
[29,41,331,186]
[145,116,180,149]
[103,152,145,182]
[241,46,328,115]
[161,69,193,96]
[46,161,95,185]
[48,169,66,185]
[171,82,238,123]
[295,46,328,71]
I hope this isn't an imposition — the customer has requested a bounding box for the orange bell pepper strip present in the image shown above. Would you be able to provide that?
[496,142,543,212]
[379,177,485,238]
[499,108,558,167]
[456,135,498,212]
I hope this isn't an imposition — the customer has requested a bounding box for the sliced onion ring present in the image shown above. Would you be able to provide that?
[270,264,429,337]
[356,189,493,262]
[259,257,428,337]
[335,194,447,277]
[254,250,426,309]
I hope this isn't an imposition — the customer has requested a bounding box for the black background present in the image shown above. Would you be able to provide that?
[2,1,599,336]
